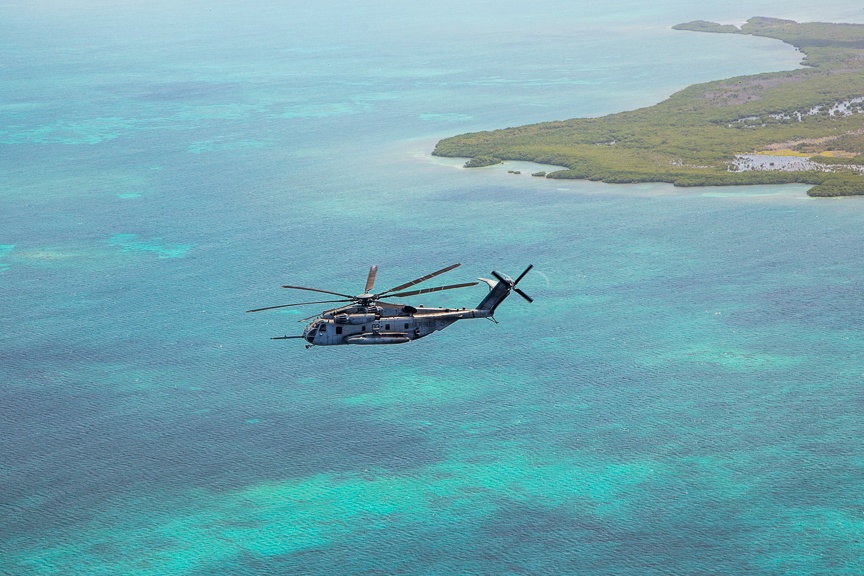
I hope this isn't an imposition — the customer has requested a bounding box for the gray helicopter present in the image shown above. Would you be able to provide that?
[247,263,533,347]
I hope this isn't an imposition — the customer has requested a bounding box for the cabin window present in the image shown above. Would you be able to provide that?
[404,323,409,329]
[385,324,390,330]
[362,325,365,331]
[336,326,342,335]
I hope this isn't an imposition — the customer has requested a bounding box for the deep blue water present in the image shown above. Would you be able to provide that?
[2,1,864,574]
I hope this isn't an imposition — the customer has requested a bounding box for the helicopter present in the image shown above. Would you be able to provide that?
[247,263,533,347]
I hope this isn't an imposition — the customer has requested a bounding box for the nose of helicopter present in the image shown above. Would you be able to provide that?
[303,322,317,344]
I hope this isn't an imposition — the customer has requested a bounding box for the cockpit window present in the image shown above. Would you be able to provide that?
[318,323,327,332]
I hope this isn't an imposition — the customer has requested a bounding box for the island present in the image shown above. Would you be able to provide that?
[432,18,864,197]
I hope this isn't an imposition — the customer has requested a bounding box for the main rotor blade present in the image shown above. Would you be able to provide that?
[246,299,350,313]
[280,285,354,299]
[378,263,461,296]
[271,335,305,340]
[365,265,379,293]
[386,281,478,299]
[514,264,534,286]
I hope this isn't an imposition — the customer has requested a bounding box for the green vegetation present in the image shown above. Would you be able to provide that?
[433,17,864,197]
[672,20,739,34]
[463,155,502,168]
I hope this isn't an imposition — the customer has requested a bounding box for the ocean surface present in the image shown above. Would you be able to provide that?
[2,1,864,574]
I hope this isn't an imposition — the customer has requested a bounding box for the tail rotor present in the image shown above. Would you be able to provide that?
[491,264,534,303]
[513,264,534,303]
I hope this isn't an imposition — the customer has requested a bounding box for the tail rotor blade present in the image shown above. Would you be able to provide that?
[514,264,533,286]
[365,265,379,293]
[514,288,533,303]
[491,270,509,285]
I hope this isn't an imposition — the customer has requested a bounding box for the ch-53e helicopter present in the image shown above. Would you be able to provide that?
[247,263,533,348]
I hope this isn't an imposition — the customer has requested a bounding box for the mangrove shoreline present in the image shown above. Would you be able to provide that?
[433,18,864,197]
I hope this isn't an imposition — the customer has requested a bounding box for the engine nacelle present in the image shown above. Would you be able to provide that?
[334,313,377,325]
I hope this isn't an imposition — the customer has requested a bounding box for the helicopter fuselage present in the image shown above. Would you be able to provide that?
[249,263,533,348]
[301,303,491,346]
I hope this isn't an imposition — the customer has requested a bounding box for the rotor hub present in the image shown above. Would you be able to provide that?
[355,293,376,305]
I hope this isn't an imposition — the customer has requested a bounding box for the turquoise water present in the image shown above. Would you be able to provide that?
[2,1,864,574]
